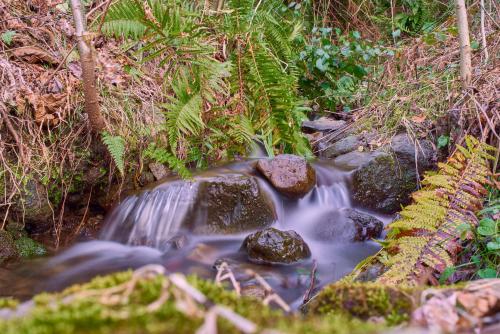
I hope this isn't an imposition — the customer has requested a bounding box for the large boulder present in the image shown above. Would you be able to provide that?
[241,228,311,265]
[190,174,277,234]
[256,154,316,199]
[312,208,383,242]
[351,133,435,213]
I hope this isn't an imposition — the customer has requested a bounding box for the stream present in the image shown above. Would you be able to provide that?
[1,159,393,309]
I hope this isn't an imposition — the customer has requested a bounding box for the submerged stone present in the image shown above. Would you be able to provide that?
[256,154,316,199]
[312,208,383,242]
[241,228,311,265]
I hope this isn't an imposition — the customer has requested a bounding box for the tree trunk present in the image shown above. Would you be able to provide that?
[455,0,472,88]
[70,0,106,133]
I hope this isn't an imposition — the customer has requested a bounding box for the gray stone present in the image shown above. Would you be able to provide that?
[256,154,316,199]
[333,151,384,171]
[312,208,384,242]
[320,135,364,159]
[241,228,311,265]
[302,117,346,133]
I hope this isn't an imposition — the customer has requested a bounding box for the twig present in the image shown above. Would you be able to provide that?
[302,259,317,304]
[480,0,489,63]
[0,102,25,164]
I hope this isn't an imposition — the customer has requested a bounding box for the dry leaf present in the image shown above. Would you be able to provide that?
[411,113,427,123]
[11,46,59,66]
[27,93,66,125]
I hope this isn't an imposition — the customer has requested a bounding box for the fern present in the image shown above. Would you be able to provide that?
[352,136,496,286]
[144,144,191,179]
[102,132,126,176]
[102,0,311,170]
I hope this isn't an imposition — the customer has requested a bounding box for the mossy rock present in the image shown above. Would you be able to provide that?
[0,230,18,264]
[0,271,384,334]
[305,281,419,325]
[190,174,277,234]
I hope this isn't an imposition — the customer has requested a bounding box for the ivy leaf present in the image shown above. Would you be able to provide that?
[315,58,327,72]
[437,135,450,149]
[477,268,497,279]
[352,31,361,39]
[1,30,15,46]
[477,218,496,236]
[487,241,500,251]
[471,40,480,50]
[392,29,401,39]
[344,64,367,78]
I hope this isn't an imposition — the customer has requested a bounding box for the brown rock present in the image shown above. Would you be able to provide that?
[256,154,316,198]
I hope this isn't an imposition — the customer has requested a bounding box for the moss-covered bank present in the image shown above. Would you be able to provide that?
[305,281,420,325]
[0,271,383,334]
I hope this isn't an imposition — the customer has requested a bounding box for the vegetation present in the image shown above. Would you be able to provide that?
[350,136,496,285]
[0,0,498,333]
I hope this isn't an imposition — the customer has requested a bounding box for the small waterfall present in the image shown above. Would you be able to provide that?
[100,181,198,251]
[3,160,392,306]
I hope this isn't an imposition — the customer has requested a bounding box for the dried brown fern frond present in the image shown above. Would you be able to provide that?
[351,135,496,286]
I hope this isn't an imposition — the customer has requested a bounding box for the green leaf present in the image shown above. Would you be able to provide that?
[486,241,500,251]
[477,268,497,279]
[437,135,449,149]
[477,218,496,236]
[471,40,480,50]
[352,31,361,39]
[1,30,15,45]
[439,267,456,284]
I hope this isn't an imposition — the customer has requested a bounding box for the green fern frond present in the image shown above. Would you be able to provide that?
[102,132,126,176]
[144,144,191,179]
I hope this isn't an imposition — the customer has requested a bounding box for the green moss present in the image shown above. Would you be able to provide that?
[14,237,46,258]
[0,272,383,334]
[306,281,419,325]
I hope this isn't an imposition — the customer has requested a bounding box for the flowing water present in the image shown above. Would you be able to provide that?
[1,159,393,308]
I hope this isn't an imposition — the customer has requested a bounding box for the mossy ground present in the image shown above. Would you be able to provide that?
[0,271,383,334]
[305,281,420,325]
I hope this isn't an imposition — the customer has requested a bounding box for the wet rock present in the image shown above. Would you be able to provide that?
[256,154,316,199]
[0,230,18,264]
[241,228,311,264]
[320,135,364,159]
[190,174,276,234]
[313,208,383,242]
[302,117,346,133]
[333,151,384,171]
[14,180,53,232]
[352,133,435,213]
[149,162,169,181]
